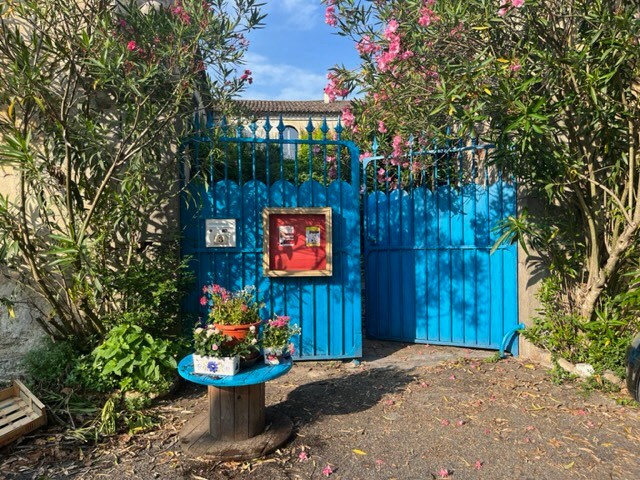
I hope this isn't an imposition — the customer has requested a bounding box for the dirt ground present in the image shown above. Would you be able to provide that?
[2,340,640,480]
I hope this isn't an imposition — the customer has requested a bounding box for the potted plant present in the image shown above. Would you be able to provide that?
[261,315,301,365]
[192,324,259,376]
[200,284,263,341]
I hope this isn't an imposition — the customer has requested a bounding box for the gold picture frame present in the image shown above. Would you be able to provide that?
[262,207,333,277]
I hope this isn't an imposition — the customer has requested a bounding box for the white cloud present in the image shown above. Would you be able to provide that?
[279,0,321,31]
[240,52,327,100]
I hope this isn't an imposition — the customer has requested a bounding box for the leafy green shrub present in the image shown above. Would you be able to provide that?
[524,276,585,363]
[22,338,79,390]
[526,274,640,378]
[90,323,178,395]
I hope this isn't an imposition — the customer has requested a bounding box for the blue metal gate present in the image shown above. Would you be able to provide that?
[180,118,362,360]
[362,139,518,351]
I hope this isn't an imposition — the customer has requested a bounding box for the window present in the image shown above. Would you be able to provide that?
[282,126,298,160]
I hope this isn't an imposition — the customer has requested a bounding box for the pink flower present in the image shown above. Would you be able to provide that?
[200,296,207,306]
[171,3,191,24]
[341,107,355,128]
[298,451,309,462]
[392,134,403,158]
[322,465,333,476]
[211,344,219,351]
[324,72,348,102]
[325,6,337,26]
[418,4,439,27]
[127,40,137,51]
[437,468,450,478]
[498,7,507,16]
[511,0,524,7]
[118,19,127,28]
[475,460,483,470]
[385,19,399,36]
[240,69,253,84]
[440,419,450,426]
[378,120,387,133]
[509,60,522,72]
[356,35,379,55]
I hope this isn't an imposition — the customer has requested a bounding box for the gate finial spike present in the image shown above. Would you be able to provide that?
[306,118,314,136]
[264,116,272,138]
[372,136,379,156]
[320,118,329,138]
[220,116,229,136]
[277,116,286,137]
[335,117,343,139]
[249,122,258,137]
[236,124,244,138]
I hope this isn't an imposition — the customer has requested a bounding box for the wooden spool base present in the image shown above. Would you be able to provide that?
[180,411,293,461]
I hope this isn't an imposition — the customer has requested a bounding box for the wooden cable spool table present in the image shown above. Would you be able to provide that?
[177,354,293,460]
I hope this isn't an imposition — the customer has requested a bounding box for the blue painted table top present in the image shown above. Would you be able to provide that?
[178,354,292,387]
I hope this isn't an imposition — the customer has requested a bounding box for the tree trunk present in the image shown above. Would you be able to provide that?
[580,220,639,320]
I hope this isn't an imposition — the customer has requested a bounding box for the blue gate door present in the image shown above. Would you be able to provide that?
[181,118,362,360]
[363,140,518,352]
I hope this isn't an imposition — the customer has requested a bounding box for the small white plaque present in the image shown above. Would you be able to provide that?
[205,219,236,248]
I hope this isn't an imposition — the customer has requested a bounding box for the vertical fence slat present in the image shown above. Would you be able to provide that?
[413,187,428,341]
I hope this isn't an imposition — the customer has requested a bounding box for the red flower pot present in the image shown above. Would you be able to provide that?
[214,321,261,342]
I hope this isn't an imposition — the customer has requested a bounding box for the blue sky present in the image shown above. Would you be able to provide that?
[239,1,360,100]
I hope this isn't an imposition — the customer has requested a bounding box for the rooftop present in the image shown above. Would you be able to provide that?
[232,99,350,116]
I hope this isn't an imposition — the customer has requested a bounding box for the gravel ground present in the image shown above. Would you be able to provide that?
[2,341,640,480]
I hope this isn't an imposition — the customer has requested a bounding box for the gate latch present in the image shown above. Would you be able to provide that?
[205,219,237,248]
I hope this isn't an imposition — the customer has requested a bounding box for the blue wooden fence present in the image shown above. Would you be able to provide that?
[180,117,363,360]
[362,139,519,351]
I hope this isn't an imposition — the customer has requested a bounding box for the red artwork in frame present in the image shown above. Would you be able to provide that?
[262,207,332,277]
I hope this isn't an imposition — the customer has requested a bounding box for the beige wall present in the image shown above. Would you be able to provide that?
[516,186,550,364]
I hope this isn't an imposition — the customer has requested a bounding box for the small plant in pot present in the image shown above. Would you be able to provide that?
[200,284,263,341]
[261,315,301,365]
[192,325,258,376]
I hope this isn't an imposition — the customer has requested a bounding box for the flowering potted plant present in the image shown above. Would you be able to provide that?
[192,324,259,375]
[261,315,301,365]
[200,284,263,341]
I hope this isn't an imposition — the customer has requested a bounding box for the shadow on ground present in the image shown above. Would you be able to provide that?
[271,366,416,425]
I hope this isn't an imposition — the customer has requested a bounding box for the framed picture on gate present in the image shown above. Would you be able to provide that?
[262,207,332,277]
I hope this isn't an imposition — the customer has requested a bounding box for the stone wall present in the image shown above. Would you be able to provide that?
[0,280,47,381]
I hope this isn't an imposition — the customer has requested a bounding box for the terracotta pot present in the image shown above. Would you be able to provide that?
[214,321,261,341]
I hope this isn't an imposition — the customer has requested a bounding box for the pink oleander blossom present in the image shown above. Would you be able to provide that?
[498,7,507,16]
[378,120,387,133]
[341,107,355,128]
[171,3,191,24]
[127,40,137,51]
[324,72,348,102]
[511,0,524,7]
[385,19,399,37]
[418,2,439,27]
[392,134,403,158]
[325,6,337,26]
[356,35,380,55]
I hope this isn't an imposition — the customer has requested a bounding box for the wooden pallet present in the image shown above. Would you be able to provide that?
[0,380,47,448]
